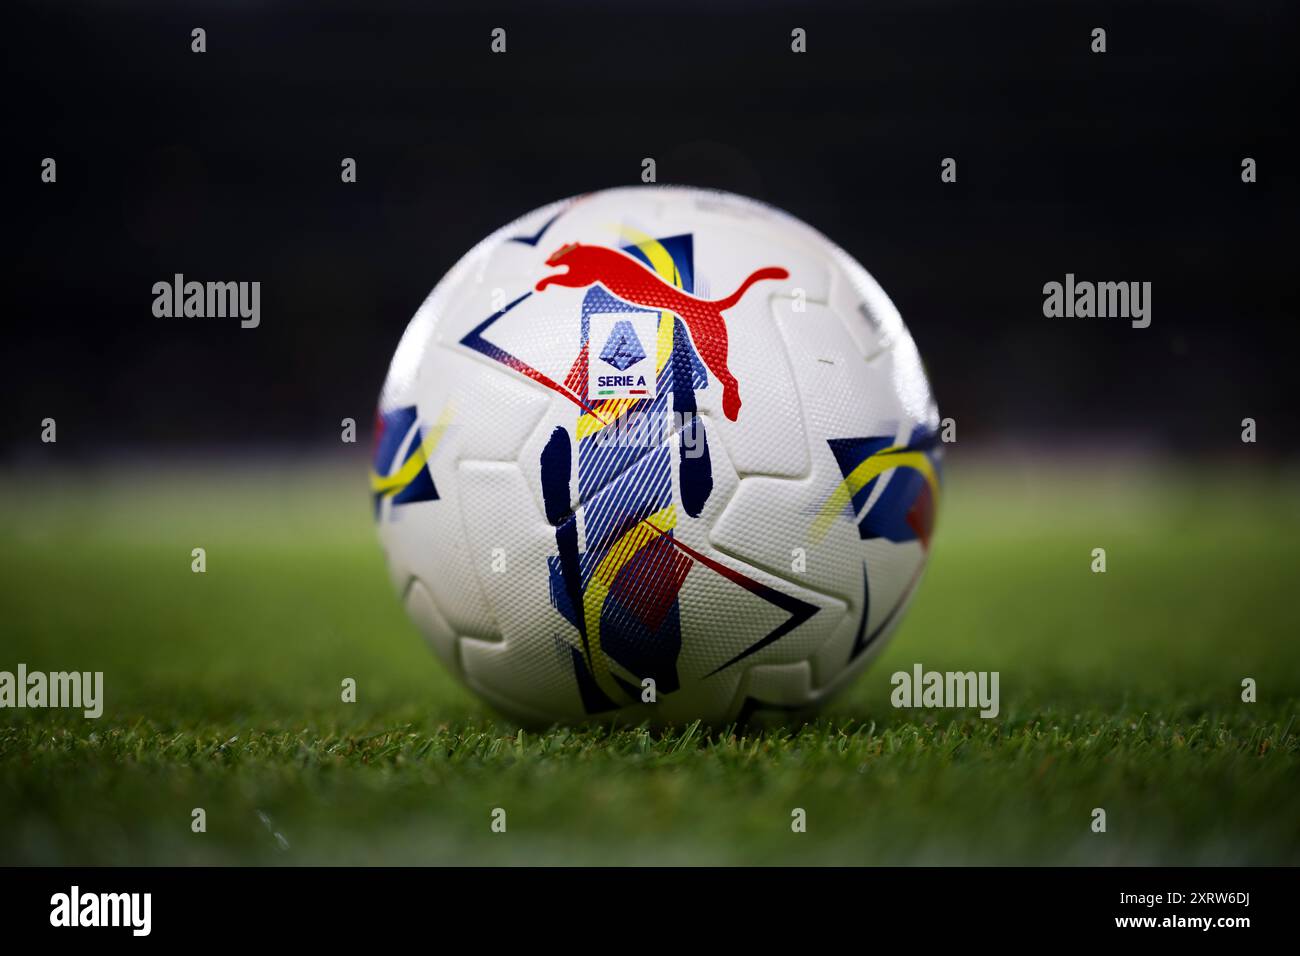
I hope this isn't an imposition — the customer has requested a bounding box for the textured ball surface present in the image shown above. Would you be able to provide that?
[373,186,941,725]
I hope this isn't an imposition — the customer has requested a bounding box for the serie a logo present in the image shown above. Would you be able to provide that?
[596,374,648,388]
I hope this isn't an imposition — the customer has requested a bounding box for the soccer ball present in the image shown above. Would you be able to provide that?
[373,186,941,726]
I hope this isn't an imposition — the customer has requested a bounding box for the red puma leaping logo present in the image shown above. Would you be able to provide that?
[536,242,789,421]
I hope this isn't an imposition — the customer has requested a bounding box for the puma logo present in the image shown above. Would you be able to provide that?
[536,243,789,421]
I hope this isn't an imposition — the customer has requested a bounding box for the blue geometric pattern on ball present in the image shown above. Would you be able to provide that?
[599,319,646,371]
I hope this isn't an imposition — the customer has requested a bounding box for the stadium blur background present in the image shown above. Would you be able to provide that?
[1,0,1297,865]
[4,0,1297,460]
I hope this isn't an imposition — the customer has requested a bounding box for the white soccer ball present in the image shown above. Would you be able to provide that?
[373,186,941,726]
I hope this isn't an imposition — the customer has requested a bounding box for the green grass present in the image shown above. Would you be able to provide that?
[1,454,1297,865]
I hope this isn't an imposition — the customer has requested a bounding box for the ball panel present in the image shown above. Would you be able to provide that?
[403,577,462,679]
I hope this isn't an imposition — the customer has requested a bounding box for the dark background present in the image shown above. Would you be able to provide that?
[6,0,1297,459]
